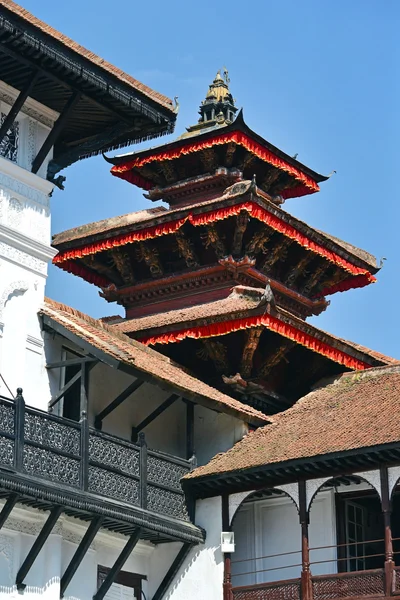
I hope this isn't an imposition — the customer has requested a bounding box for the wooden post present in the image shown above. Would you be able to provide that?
[14,388,25,471]
[79,364,89,491]
[380,466,395,596]
[186,401,195,460]
[299,481,313,600]
[222,494,233,600]
[139,433,147,510]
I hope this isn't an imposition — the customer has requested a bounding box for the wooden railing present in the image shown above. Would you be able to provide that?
[0,392,191,521]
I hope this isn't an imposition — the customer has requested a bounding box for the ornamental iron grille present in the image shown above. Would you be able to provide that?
[0,114,19,162]
[0,393,191,522]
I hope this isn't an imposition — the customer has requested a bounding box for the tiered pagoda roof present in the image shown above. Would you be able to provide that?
[52,71,384,416]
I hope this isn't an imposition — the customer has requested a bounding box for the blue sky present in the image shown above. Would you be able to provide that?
[23,0,399,358]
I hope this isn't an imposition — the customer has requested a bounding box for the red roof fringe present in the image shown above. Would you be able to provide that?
[53,201,376,294]
[140,313,372,371]
[110,131,320,196]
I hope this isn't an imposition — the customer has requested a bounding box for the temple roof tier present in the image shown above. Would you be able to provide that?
[52,180,379,316]
[104,110,329,202]
[107,286,394,415]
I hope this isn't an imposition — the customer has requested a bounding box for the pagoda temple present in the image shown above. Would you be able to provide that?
[52,70,386,416]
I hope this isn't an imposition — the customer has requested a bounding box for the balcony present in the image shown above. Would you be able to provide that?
[0,392,202,544]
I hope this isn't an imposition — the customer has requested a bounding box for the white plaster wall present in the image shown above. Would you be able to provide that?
[150,496,224,600]
[0,505,157,600]
[0,83,57,407]
[194,404,247,466]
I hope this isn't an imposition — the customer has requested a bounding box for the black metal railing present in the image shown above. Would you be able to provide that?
[0,392,191,521]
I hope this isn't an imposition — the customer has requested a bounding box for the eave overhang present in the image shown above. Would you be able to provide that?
[127,303,382,373]
[0,2,176,175]
[107,110,327,199]
[52,190,379,296]
[40,309,269,428]
[182,441,400,500]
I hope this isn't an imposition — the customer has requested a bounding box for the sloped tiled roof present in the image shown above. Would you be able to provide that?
[0,0,174,111]
[112,287,395,369]
[40,298,269,427]
[185,365,400,480]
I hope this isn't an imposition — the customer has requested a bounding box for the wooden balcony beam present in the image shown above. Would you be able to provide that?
[0,493,19,531]
[152,542,193,600]
[16,505,63,590]
[32,90,82,174]
[60,516,104,597]
[93,529,142,600]
[0,70,39,144]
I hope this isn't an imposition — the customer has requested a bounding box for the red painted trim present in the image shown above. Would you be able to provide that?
[110,130,320,195]
[140,314,372,371]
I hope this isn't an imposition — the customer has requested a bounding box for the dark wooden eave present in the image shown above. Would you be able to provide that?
[0,3,176,179]
[182,442,400,499]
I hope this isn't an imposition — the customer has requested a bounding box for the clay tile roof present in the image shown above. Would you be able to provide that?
[40,298,269,427]
[185,365,400,480]
[112,286,396,369]
[0,0,174,111]
[114,287,261,334]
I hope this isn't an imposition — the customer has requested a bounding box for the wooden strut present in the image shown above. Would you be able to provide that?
[93,529,142,600]
[95,378,144,430]
[0,70,39,144]
[131,394,179,442]
[46,356,97,369]
[298,481,313,600]
[0,494,18,531]
[16,505,63,590]
[48,359,97,410]
[31,90,82,174]
[60,517,104,597]
[152,542,194,600]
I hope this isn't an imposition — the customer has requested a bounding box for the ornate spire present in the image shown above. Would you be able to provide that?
[185,68,237,135]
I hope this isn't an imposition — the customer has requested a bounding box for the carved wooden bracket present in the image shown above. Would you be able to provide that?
[241,327,263,377]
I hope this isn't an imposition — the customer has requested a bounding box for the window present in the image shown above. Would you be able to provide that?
[60,348,85,422]
[97,567,146,600]
[0,114,19,162]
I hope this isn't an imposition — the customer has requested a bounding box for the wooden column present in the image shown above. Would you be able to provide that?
[222,494,233,600]
[299,481,313,600]
[381,466,395,596]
